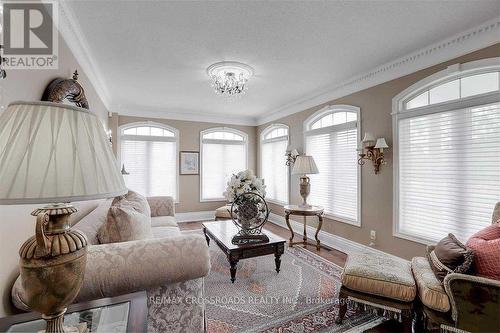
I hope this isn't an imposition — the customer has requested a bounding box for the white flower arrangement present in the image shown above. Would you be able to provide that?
[223,169,266,203]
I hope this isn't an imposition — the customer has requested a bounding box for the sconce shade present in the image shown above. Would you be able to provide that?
[291,149,299,157]
[362,132,375,143]
[0,101,127,204]
[292,155,319,175]
[374,138,389,149]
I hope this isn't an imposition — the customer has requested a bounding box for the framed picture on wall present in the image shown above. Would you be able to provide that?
[180,151,199,175]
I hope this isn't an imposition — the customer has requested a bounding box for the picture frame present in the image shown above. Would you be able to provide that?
[180,151,199,175]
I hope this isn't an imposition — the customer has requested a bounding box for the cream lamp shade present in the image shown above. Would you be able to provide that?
[292,155,319,175]
[0,101,127,204]
[374,137,389,149]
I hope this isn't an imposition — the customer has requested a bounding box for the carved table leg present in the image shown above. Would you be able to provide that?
[274,252,283,273]
[315,214,323,251]
[203,228,210,246]
[335,287,348,324]
[285,212,294,246]
[229,259,238,283]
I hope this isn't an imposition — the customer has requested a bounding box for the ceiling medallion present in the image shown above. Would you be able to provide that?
[207,61,254,98]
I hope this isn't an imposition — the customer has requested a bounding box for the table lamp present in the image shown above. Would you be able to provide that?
[291,155,319,208]
[0,101,127,333]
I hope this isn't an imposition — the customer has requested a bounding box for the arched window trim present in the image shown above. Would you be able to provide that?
[304,104,360,136]
[260,123,289,205]
[118,121,179,202]
[120,121,179,142]
[261,123,289,144]
[201,126,248,144]
[302,104,362,227]
[392,57,500,245]
[393,57,500,117]
[200,127,249,202]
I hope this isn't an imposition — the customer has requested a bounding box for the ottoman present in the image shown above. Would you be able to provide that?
[336,253,417,331]
[215,205,232,220]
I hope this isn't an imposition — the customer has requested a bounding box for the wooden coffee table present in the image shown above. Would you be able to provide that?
[202,221,286,283]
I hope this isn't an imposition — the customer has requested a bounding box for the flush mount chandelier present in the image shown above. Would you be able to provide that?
[207,61,254,97]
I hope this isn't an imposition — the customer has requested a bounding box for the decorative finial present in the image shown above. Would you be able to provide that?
[72,70,79,81]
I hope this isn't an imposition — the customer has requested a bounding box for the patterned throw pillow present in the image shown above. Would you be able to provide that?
[428,233,474,281]
[98,190,153,244]
[466,221,500,280]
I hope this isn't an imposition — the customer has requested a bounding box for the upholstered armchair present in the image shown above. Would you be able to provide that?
[12,196,211,333]
[412,202,500,333]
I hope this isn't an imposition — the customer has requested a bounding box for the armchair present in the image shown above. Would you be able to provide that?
[412,202,500,333]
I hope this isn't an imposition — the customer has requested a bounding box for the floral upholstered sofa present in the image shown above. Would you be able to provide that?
[12,196,211,333]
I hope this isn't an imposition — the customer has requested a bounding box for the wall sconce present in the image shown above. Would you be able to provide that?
[358,132,389,174]
[106,129,113,144]
[121,164,130,175]
[285,148,300,166]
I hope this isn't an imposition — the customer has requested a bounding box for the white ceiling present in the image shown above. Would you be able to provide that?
[62,1,500,125]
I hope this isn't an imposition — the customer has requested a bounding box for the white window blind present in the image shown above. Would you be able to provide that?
[201,130,247,200]
[120,126,177,198]
[305,111,359,224]
[261,135,288,204]
[398,103,500,242]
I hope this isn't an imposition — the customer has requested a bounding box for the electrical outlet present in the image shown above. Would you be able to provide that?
[370,230,376,241]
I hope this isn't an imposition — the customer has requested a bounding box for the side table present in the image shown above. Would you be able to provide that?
[0,291,147,333]
[284,205,324,250]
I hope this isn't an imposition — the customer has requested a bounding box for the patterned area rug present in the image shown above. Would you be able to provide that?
[205,244,383,333]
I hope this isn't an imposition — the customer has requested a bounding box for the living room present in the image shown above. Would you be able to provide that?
[0,1,499,332]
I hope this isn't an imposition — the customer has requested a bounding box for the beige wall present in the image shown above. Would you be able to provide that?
[0,34,110,316]
[111,114,258,213]
[257,43,500,260]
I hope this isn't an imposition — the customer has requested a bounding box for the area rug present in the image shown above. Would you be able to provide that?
[205,244,383,333]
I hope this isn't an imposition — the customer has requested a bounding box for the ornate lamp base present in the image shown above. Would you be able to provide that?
[299,175,311,208]
[19,203,88,333]
[40,310,82,333]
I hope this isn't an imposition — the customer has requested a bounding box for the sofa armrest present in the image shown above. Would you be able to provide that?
[443,273,500,332]
[147,196,175,217]
[76,234,210,302]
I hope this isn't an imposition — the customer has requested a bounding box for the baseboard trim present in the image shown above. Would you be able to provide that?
[175,211,215,223]
[268,213,408,263]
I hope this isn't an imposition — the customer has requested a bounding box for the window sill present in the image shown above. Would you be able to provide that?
[323,213,361,227]
[393,231,436,246]
[200,198,226,203]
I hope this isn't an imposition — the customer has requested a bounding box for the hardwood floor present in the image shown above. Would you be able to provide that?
[180,220,409,332]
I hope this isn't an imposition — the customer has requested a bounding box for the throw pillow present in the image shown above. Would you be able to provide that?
[428,233,474,281]
[112,190,151,217]
[466,221,500,280]
[98,190,153,244]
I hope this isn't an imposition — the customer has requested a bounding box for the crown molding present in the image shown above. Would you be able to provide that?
[257,17,500,125]
[114,104,258,126]
[57,2,112,109]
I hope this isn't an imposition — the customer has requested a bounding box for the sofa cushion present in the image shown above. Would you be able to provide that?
[151,215,178,228]
[341,253,416,302]
[466,222,500,280]
[152,226,182,238]
[74,199,113,245]
[113,190,151,216]
[98,191,153,243]
[428,233,474,281]
[411,257,450,312]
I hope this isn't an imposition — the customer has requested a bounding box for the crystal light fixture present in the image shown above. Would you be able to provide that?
[207,61,254,97]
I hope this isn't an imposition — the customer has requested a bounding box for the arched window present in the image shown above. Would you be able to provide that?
[393,58,500,244]
[260,124,289,204]
[119,122,178,199]
[304,105,360,225]
[200,127,248,201]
